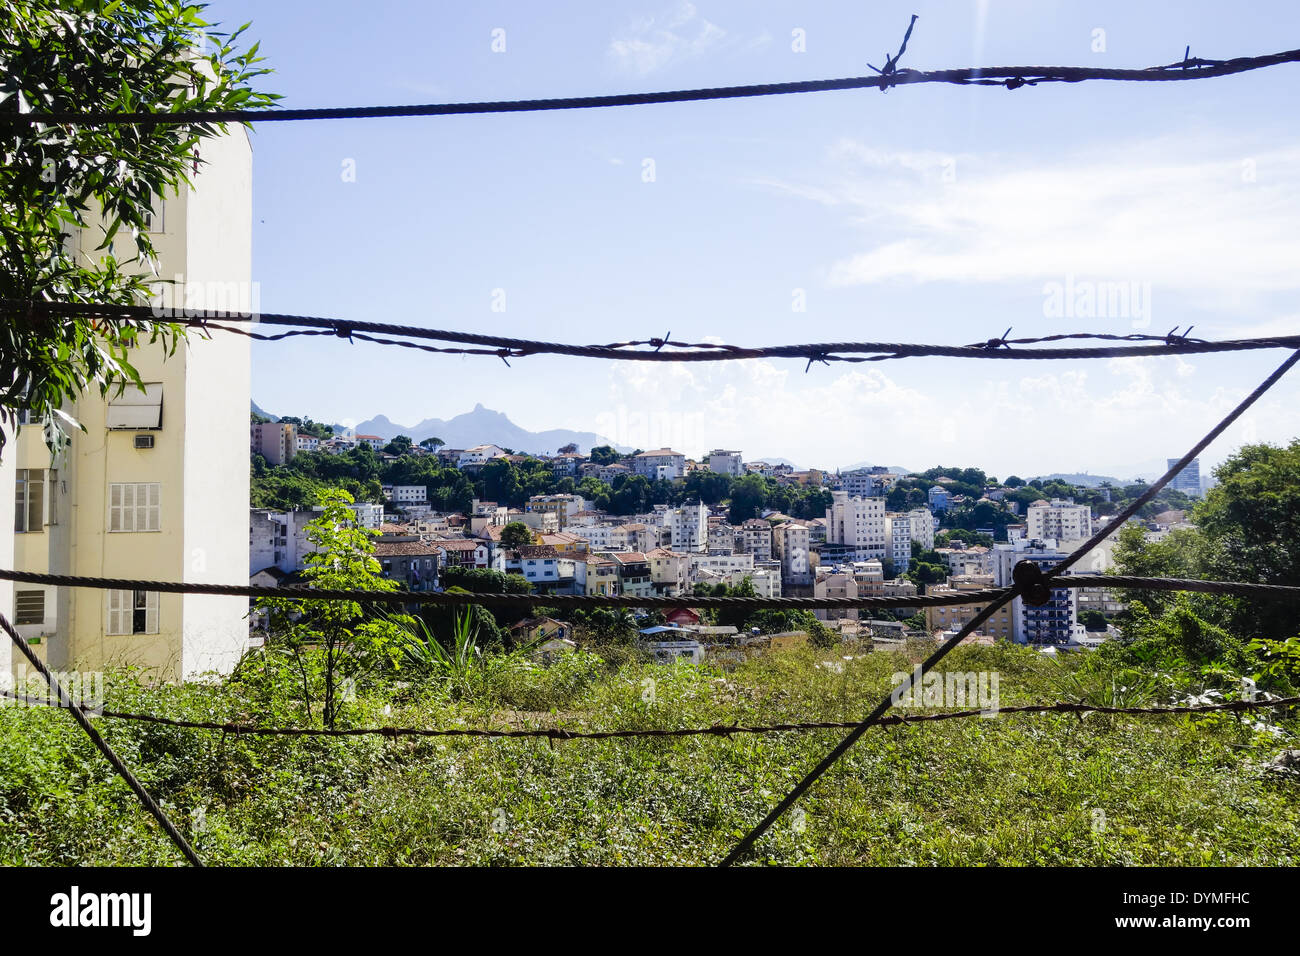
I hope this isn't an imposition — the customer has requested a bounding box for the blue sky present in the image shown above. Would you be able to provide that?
[211,0,1300,478]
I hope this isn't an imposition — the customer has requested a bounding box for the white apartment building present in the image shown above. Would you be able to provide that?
[772,522,812,587]
[825,491,887,561]
[458,444,507,467]
[885,514,914,572]
[295,433,320,453]
[737,518,774,562]
[688,551,755,584]
[665,501,708,552]
[390,485,429,505]
[908,508,935,550]
[1026,499,1093,545]
[563,523,628,552]
[632,448,686,480]
[706,449,743,477]
[839,469,878,498]
[991,538,1080,646]
[749,567,782,600]
[646,547,689,595]
[7,121,253,680]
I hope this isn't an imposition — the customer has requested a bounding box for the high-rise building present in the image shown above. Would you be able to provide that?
[825,491,887,561]
[1026,498,1092,544]
[6,124,253,681]
[1167,457,1202,497]
[992,539,1080,646]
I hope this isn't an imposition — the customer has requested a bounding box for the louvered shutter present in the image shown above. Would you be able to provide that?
[107,590,127,635]
[109,484,122,532]
[145,484,160,532]
[144,591,159,634]
[121,483,136,532]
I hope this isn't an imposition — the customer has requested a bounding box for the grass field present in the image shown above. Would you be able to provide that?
[2,640,1297,866]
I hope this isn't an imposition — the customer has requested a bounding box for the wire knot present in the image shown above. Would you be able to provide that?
[1012,560,1053,606]
[334,323,354,342]
[978,326,1014,350]
[804,349,831,373]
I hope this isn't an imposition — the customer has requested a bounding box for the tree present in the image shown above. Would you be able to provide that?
[0,2,276,453]
[419,437,445,452]
[500,521,534,550]
[589,445,620,465]
[1079,610,1108,632]
[255,490,405,728]
[1004,476,1024,487]
[728,474,768,523]
[383,434,413,456]
[557,442,579,455]
[1111,440,1300,648]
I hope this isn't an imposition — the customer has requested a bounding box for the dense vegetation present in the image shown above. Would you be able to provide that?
[250,439,834,519]
[3,638,1296,866]
[251,424,1193,535]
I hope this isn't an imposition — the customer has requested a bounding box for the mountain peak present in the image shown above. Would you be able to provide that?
[345,406,628,456]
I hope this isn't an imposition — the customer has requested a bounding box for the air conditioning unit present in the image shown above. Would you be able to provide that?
[134,434,155,449]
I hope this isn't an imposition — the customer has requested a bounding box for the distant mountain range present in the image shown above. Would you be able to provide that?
[254,401,625,456]
[836,461,914,475]
[1030,472,1128,488]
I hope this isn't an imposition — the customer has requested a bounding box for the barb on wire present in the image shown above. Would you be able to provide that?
[720,348,1300,866]
[867,15,920,91]
[6,301,1300,366]
[4,44,1299,125]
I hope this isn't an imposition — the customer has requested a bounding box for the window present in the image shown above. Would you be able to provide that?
[108,589,158,635]
[144,196,165,233]
[106,383,163,430]
[15,469,44,532]
[15,590,44,626]
[109,483,161,532]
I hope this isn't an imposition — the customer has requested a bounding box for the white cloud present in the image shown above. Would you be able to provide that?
[757,136,1300,316]
[607,2,727,75]
[593,355,1297,477]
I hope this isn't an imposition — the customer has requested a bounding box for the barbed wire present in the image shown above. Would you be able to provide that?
[719,347,1300,865]
[4,41,1299,126]
[6,302,1299,366]
[0,609,203,866]
[2,686,1296,740]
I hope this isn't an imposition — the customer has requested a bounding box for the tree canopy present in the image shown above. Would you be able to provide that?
[0,1,276,452]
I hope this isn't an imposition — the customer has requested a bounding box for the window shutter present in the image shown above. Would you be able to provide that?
[109,484,122,531]
[144,591,159,634]
[146,483,160,532]
[107,590,126,635]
